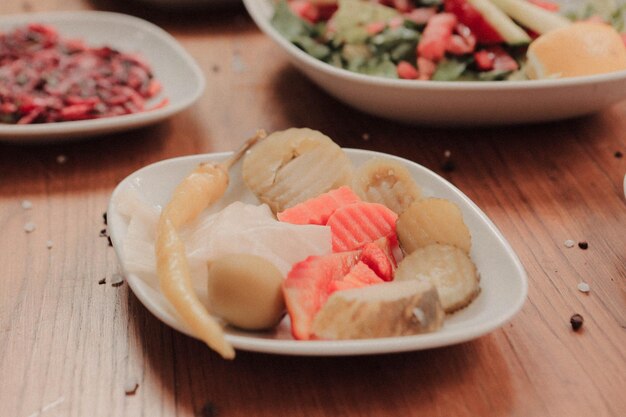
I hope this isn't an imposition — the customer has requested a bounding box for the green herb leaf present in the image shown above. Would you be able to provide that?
[271,0,313,41]
[432,58,469,81]
[352,54,398,78]
[331,0,399,44]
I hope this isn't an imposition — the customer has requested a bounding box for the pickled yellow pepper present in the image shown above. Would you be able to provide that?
[155,130,266,359]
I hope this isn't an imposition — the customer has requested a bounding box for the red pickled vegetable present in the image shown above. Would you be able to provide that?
[0,24,166,124]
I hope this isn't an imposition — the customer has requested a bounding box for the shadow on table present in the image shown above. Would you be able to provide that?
[267,65,614,183]
[88,0,253,36]
[126,290,517,417]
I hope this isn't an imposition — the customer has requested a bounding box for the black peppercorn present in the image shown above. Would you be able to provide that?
[578,241,588,250]
[441,159,456,172]
[570,314,584,331]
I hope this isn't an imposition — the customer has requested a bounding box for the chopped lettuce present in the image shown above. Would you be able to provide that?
[432,58,469,81]
[270,0,626,83]
[330,0,399,44]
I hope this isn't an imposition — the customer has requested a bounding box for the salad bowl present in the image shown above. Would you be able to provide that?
[243,0,626,125]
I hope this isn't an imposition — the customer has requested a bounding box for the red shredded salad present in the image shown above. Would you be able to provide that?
[0,23,168,124]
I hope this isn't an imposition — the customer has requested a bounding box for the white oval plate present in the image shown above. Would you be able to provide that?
[243,0,626,125]
[108,149,527,356]
[0,11,205,143]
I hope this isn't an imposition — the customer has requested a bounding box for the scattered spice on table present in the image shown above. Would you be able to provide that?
[98,277,106,285]
[46,240,53,249]
[578,241,588,250]
[102,212,107,226]
[21,199,32,209]
[570,313,584,331]
[563,239,575,248]
[107,236,113,247]
[99,228,107,237]
[0,24,167,125]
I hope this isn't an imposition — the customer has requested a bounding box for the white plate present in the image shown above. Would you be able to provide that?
[243,0,626,125]
[108,149,527,356]
[0,11,205,143]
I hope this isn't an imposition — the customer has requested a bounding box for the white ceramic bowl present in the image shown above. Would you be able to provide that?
[243,0,626,125]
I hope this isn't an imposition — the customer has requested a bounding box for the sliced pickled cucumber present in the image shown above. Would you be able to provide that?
[242,128,353,213]
[352,157,422,215]
[397,198,471,254]
[395,244,479,313]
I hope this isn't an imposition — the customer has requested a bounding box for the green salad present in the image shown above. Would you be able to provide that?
[271,0,626,81]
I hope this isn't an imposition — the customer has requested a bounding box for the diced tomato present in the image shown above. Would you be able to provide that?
[447,23,477,55]
[417,57,437,80]
[397,61,419,79]
[366,21,386,35]
[317,4,338,20]
[379,0,413,13]
[527,0,559,12]
[444,0,504,44]
[405,7,437,25]
[418,13,458,61]
[452,23,477,52]
[289,1,320,23]
[474,49,495,71]
[488,46,519,71]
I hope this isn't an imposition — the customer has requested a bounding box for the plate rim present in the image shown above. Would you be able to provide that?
[108,148,528,356]
[0,10,206,142]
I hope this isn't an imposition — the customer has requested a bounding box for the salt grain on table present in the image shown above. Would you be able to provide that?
[577,282,590,293]
[232,51,246,73]
[24,222,36,233]
[21,200,32,209]
[564,239,575,248]
[46,240,53,249]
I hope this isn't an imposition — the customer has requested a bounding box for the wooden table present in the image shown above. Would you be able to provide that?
[1,1,625,416]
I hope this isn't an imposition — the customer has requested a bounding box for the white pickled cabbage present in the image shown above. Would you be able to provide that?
[116,189,332,301]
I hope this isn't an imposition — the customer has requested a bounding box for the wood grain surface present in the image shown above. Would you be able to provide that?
[1,1,625,416]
